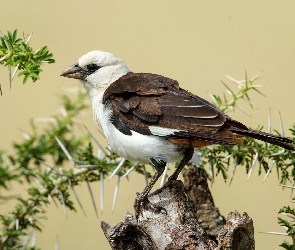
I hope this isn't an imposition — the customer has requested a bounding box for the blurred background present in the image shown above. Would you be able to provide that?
[1,1,295,249]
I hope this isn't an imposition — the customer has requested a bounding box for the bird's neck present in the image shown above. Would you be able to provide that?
[83,64,130,100]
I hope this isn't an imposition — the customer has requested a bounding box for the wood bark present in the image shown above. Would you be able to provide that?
[101,165,255,250]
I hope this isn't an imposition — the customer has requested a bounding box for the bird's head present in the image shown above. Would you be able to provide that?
[61,50,130,97]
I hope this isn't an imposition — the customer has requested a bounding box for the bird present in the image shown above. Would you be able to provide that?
[61,50,294,216]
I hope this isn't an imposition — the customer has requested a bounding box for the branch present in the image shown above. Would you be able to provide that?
[0,29,55,90]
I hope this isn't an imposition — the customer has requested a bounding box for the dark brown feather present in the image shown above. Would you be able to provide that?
[103,72,295,150]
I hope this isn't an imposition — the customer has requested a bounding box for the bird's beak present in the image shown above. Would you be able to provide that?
[60,64,86,80]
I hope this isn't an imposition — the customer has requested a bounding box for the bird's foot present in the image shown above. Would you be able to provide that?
[149,178,176,197]
[134,192,166,219]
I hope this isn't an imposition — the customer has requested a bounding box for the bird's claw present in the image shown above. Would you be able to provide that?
[134,194,166,219]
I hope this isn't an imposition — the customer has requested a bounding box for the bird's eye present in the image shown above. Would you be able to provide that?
[86,63,100,73]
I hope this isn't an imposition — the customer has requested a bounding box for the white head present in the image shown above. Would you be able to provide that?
[61,50,130,98]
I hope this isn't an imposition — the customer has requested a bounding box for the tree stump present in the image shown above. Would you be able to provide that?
[101,165,255,250]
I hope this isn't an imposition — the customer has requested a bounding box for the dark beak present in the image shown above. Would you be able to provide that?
[60,64,86,80]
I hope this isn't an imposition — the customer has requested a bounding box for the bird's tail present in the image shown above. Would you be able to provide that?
[229,127,295,151]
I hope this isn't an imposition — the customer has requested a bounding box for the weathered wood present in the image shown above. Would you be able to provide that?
[101,165,255,250]
[182,165,225,240]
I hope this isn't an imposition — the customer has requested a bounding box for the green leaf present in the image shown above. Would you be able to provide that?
[0,30,55,87]
[279,241,292,250]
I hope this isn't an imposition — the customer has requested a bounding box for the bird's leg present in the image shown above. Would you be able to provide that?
[145,145,194,205]
[169,145,194,181]
[134,158,166,218]
[150,145,194,197]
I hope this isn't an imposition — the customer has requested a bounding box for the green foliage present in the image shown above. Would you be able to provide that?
[277,206,295,250]
[0,92,88,248]
[0,31,295,249]
[199,74,295,186]
[0,72,293,249]
[280,241,293,250]
[0,30,54,85]
[0,89,146,249]
[210,72,264,112]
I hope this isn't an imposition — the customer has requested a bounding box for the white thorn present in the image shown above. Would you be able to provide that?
[58,190,68,217]
[83,124,107,155]
[222,154,232,162]
[32,176,44,189]
[248,152,258,180]
[31,233,37,248]
[33,118,57,124]
[100,171,104,213]
[86,181,98,218]
[60,106,68,117]
[209,162,214,182]
[108,158,126,180]
[8,65,11,88]
[77,164,98,169]
[279,111,285,137]
[55,236,60,250]
[22,132,31,140]
[208,92,218,103]
[259,231,288,236]
[242,97,257,108]
[68,179,86,216]
[236,104,250,116]
[55,137,74,166]
[229,157,237,185]
[270,150,284,157]
[1,236,8,244]
[97,149,103,159]
[290,181,295,199]
[22,229,33,248]
[143,165,148,186]
[281,185,295,189]
[15,219,19,230]
[25,32,33,44]
[120,162,139,181]
[0,54,9,62]
[160,163,169,187]
[250,71,263,81]
[225,75,245,86]
[268,108,271,134]
[276,211,295,220]
[11,64,19,81]
[262,160,275,183]
[39,160,65,176]
[112,176,120,212]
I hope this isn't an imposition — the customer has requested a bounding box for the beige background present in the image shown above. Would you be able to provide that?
[1,1,295,249]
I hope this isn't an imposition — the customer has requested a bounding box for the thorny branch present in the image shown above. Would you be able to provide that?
[0,46,294,249]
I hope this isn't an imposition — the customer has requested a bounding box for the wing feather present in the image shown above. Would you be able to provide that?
[103,72,237,145]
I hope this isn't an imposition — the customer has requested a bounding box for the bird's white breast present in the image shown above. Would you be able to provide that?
[92,93,183,164]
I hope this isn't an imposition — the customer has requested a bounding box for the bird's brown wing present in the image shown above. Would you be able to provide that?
[103,72,239,145]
